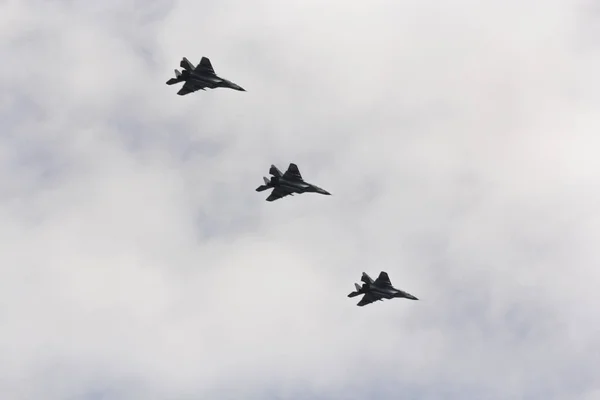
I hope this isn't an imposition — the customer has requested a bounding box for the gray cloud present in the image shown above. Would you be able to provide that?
[1,0,599,399]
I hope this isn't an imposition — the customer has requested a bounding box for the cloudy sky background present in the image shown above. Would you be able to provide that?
[1,0,600,398]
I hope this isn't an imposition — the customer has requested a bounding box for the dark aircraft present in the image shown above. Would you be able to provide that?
[256,163,331,202]
[166,56,245,95]
[348,271,418,306]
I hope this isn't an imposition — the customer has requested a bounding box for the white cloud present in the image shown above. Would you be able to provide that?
[1,0,599,398]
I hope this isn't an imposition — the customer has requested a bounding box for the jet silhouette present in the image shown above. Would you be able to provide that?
[166,56,245,95]
[256,163,331,202]
[348,271,418,306]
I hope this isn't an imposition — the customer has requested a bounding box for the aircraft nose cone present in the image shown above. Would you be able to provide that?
[318,188,331,195]
[405,293,418,300]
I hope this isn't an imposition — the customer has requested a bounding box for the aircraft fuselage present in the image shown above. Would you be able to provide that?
[187,73,224,87]
[368,286,400,299]
[276,178,312,193]
[271,177,329,195]
[368,285,418,300]
[187,72,244,91]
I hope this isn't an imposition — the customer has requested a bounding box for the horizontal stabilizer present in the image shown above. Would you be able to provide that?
[256,185,269,192]
[166,69,183,85]
[348,291,360,298]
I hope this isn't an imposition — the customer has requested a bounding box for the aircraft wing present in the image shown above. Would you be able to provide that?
[357,292,381,307]
[196,57,215,74]
[177,81,207,95]
[266,187,293,202]
[282,163,303,181]
[374,271,393,288]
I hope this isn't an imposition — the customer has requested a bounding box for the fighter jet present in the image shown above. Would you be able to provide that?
[348,271,418,306]
[256,163,331,202]
[166,56,245,95]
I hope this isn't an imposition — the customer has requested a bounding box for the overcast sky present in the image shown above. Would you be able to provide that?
[1,0,600,399]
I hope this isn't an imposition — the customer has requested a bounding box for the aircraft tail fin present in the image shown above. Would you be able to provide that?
[263,176,270,185]
[361,272,374,284]
[355,283,361,291]
[175,69,182,78]
[269,165,283,177]
[180,57,194,71]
